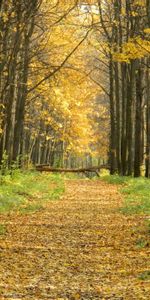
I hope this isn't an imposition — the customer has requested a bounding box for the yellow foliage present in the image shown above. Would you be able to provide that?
[25,0,109,159]
[113,37,150,62]
[144,28,150,34]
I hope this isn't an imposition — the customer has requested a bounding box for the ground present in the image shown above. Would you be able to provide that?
[0,179,150,299]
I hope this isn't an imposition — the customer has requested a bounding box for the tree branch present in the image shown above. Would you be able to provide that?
[27,29,91,93]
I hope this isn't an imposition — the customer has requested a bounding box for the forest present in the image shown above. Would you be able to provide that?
[0,0,149,177]
[0,1,150,299]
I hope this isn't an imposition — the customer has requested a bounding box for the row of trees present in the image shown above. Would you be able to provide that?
[107,0,150,177]
[90,0,150,177]
[0,0,108,169]
[0,0,42,163]
[0,0,150,177]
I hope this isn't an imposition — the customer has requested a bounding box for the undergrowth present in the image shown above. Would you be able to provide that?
[0,170,64,215]
[101,174,150,216]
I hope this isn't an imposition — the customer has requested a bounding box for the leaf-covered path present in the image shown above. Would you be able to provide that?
[0,180,149,299]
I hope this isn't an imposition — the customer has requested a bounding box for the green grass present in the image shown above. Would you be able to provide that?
[136,238,149,249]
[101,174,150,253]
[101,175,150,215]
[138,270,150,281]
[0,171,64,214]
[0,224,6,235]
[101,174,129,185]
[120,178,150,215]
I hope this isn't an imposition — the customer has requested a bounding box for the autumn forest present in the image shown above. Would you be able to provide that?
[0,1,150,299]
[0,0,149,177]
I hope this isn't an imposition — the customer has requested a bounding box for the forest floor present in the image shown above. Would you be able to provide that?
[0,179,150,300]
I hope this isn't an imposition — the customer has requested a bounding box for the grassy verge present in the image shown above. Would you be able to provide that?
[0,171,64,216]
[101,174,150,280]
[101,174,150,216]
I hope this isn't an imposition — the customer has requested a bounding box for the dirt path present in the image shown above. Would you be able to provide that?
[0,180,149,299]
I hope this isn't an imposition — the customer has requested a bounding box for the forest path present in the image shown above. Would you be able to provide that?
[0,180,149,299]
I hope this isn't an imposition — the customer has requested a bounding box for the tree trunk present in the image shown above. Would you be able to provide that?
[134,60,143,177]
[109,57,116,174]
[127,62,135,175]
[121,63,127,175]
[145,59,150,177]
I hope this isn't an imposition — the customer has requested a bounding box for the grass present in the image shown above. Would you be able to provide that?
[136,238,149,249]
[138,270,150,281]
[62,173,90,180]
[101,174,150,216]
[0,170,64,214]
[101,174,150,251]
[120,178,150,215]
[0,224,6,235]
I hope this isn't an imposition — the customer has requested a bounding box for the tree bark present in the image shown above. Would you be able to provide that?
[134,60,143,177]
